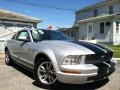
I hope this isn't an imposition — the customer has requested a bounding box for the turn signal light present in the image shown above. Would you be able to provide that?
[61,69,81,74]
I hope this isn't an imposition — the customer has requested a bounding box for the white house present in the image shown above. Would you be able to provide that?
[0,9,41,53]
[60,0,120,45]
[0,9,41,40]
[75,0,120,45]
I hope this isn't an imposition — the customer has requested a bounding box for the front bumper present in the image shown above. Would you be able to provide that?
[57,60,116,84]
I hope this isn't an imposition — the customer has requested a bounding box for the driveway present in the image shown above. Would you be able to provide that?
[0,59,120,90]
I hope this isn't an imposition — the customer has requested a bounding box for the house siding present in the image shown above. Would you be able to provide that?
[93,20,113,42]
[75,0,120,45]
[78,19,113,42]
[75,0,120,21]
[79,23,87,40]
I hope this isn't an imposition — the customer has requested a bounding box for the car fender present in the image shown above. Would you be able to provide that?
[35,48,60,73]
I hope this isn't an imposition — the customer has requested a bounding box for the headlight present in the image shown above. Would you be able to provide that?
[62,55,82,65]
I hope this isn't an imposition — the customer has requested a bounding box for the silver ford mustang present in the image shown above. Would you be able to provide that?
[5,29,116,88]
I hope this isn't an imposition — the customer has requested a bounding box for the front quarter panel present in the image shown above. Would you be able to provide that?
[33,46,60,72]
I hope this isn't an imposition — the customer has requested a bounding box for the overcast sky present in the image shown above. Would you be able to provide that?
[0,0,103,29]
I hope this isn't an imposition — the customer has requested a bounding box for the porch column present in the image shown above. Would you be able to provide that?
[112,19,120,45]
[113,20,116,44]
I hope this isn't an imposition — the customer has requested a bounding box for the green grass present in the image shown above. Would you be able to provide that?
[106,45,120,58]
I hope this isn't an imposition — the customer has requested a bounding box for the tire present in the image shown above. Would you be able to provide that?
[5,50,13,66]
[34,57,59,89]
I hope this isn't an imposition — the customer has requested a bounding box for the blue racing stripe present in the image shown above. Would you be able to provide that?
[73,41,107,54]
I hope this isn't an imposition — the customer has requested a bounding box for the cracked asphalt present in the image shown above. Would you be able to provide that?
[0,59,120,90]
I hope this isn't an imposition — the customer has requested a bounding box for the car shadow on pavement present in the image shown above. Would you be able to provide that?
[32,78,109,90]
[12,63,34,79]
[12,63,109,90]
[50,79,109,90]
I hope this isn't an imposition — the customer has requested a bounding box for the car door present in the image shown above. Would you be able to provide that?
[14,30,32,66]
[10,32,25,61]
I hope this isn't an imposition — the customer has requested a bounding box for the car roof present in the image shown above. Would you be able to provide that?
[18,28,59,33]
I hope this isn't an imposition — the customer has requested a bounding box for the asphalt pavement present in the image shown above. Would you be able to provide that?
[0,59,120,90]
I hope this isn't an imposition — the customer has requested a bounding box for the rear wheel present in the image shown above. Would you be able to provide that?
[5,50,12,66]
[34,57,58,88]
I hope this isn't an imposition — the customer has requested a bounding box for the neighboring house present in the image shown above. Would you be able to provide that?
[58,27,79,40]
[61,0,120,45]
[0,9,41,53]
[0,9,41,40]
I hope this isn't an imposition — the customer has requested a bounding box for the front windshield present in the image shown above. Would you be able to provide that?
[30,30,73,42]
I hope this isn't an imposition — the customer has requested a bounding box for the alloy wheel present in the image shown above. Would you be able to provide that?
[37,62,57,85]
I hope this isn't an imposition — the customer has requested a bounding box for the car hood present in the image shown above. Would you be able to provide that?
[37,40,111,55]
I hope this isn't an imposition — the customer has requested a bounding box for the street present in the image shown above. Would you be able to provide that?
[0,59,120,90]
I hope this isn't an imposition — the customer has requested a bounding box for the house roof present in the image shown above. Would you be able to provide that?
[0,9,41,23]
[77,14,120,24]
[76,0,119,13]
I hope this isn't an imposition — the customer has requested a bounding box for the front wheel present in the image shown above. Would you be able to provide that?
[34,59,59,88]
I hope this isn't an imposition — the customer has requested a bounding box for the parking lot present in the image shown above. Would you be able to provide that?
[0,59,120,90]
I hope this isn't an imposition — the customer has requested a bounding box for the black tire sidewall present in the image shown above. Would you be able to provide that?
[5,50,12,66]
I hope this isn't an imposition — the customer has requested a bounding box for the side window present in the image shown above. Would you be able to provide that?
[16,31,30,41]
[31,30,44,42]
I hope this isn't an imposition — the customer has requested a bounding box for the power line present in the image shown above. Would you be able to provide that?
[3,0,76,11]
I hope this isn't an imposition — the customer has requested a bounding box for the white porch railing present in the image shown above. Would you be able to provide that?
[79,40,97,44]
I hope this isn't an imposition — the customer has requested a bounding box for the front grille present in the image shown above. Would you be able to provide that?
[85,52,113,64]
[87,61,116,81]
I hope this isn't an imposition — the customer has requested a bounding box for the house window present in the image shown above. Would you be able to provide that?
[26,25,32,28]
[74,31,76,37]
[68,32,70,35]
[116,22,119,33]
[109,6,113,14]
[106,22,111,26]
[71,31,74,37]
[17,24,26,27]
[94,9,98,17]
[4,23,13,27]
[100,22,104,34]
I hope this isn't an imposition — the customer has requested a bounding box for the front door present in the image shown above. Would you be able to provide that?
[87,23,93,40]
[14,30,32,65]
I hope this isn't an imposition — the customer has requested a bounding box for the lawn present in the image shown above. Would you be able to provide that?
[106,45,120,58]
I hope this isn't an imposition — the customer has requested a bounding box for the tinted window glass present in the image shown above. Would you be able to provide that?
[30,30,73,42]
[42,31,72,41]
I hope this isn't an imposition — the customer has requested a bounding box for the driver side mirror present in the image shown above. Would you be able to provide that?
[18,38,31,42]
